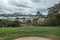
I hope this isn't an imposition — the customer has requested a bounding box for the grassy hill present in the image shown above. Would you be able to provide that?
[0,26,60,40]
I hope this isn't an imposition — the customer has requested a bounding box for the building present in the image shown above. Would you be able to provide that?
[0,15,45,24]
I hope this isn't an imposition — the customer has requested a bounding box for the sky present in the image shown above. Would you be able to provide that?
[0,0,60,15]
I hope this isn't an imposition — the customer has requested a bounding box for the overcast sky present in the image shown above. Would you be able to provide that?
[0,0,60,15]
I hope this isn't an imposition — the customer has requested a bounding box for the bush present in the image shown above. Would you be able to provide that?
[26,20,32,26]
[0,20,21,27]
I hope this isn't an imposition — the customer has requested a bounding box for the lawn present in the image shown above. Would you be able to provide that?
[0,26,60,40]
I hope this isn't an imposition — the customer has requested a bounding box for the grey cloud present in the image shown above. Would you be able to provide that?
[10,3,28,8]
[31,0,41,3]
[12,3,31,8]
[9,0,32,8]
[0,0,60,15]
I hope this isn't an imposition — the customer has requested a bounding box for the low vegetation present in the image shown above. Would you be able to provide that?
[0,20,21,27]
[0,27,60,40]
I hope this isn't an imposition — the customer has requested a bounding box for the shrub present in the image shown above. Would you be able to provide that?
[0,20,21,27]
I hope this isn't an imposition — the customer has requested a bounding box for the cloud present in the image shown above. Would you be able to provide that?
[31,0,41,3]
[0,0,60,15]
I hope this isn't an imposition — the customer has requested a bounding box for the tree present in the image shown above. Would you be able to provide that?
[26,20,31,26]
[46,3,60,26]
[33,17,39,25]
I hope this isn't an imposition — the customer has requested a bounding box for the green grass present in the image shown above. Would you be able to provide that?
[0,26,60,40]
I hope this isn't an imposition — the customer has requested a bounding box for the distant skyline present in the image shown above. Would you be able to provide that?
[0,0,60,15]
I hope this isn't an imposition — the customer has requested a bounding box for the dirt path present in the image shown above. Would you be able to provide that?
[0,38,3,40]
[14,37,52,40]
